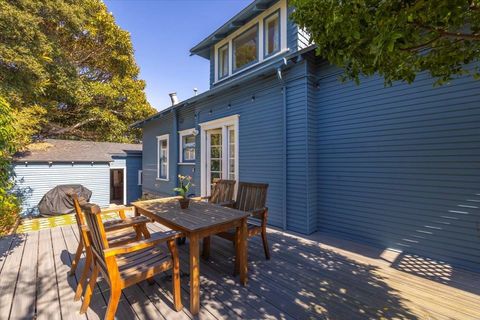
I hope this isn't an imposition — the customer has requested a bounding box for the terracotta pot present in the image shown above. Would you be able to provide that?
[178,197,190,209]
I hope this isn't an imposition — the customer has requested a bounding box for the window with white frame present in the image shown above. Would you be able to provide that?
[264,10,280,57]
[157,134,169,180]
[179,129,196,163]
[233,24,258,72]
[138,170,143,186]
[214,0,287,82]
[218,44,229,80]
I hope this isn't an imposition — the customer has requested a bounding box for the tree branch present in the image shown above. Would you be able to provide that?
[50,117,97,135]
[400,35,441,52]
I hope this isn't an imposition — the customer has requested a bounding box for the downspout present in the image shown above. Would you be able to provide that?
[172,110,178,186]
[277,58,288,231]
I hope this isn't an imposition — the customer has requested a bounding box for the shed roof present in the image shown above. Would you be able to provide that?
[190,0,279,59]
[14,139,142,163]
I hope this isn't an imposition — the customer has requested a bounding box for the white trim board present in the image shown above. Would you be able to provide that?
[199,115,240,197]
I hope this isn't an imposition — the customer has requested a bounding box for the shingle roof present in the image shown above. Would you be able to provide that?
[14,139,142,163]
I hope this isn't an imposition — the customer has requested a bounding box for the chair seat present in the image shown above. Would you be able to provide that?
[116,244,172,286]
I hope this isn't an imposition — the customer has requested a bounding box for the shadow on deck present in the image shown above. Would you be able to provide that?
[0,224,479,319]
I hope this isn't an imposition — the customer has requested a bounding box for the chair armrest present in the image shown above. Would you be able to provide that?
[104,230,182,257]
[104,216,151,232]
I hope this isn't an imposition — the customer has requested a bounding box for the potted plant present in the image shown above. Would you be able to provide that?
[174,175,193,209]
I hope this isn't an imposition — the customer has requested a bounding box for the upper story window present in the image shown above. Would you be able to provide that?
[157,134,169,180]
[179,129,196,163]
[264,10,280,57]
[233,24,258,72]
[218,44,229,80]
[213,0,287,83]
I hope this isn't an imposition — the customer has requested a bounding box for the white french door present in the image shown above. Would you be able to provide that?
[200,115,239,197]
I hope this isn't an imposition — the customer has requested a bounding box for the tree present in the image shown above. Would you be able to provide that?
[0,0,155,144]
[291,0,480,85]
[0,96,20,235]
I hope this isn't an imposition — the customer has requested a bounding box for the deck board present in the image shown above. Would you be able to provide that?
[0,234,26,318]
[36,229,62,320]
[1,223,479,320]
[10,231,39,320]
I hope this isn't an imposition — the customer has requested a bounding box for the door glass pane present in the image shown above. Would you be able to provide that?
[210,159,221,172]
[228,127,235,181]
[210,146,221,158]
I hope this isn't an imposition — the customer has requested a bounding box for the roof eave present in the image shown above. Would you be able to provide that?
[132,45,317,129]
[190,0,277,59]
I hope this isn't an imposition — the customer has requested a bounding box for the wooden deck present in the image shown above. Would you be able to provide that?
[1,222,479,320]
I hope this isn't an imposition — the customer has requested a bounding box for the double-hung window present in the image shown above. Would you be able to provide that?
[233,24,258,72]
[157,134,169,180]
[264,10,280,57]
[218,44,229,80]
[179,129,196,163]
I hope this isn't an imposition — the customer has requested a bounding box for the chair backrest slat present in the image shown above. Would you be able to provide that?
[234,182,268,213]
[210,179,236,204]
[80,203,109,264]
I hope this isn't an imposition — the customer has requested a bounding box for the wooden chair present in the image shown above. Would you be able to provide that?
[79,202,183,319]
[69,194,151,301]
[205,182,271,262]
[197,179,236,259]
[202,179,236,205]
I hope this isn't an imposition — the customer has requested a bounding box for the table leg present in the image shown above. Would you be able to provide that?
[189,234,200,315]
[202,236,211,260]
[239,218,248,285]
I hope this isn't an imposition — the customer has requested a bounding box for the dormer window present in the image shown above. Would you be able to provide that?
[213,0,287,83]
[218,44,229,80]
[264,10,280,57]
[233,24,258,72]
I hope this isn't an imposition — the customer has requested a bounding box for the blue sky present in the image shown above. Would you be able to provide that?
[104,0,252,111]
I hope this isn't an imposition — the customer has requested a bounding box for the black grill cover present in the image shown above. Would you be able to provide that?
[37,184,92,216]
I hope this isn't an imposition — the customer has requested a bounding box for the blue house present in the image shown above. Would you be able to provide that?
[133,0,480,272]
[14,139,143,215]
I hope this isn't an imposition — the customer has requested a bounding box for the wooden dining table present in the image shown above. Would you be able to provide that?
[132,197,250,315]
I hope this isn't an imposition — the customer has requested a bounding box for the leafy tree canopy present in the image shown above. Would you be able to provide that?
[0,96,20,235]
[291,0,480,85]
[0,0,155,144]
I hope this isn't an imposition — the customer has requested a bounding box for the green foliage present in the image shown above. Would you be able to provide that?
[0,0,155,144]
[173,175,193,198]
[0,97,20,235]
[291,0,480,85]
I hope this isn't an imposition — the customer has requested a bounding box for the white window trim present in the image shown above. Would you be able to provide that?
[199,115,239,197]
[138,170,142,186]
[213,0,287,84]
[156,134,169,181]
[178,128,196,164]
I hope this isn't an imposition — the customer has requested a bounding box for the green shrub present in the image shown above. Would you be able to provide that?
[0,97,20,236]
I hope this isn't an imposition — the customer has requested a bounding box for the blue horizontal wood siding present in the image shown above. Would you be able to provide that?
[312,59,480,271]
[124,155,143,203]
[14,163,110,215]
[142,63,310,230]
[142,112,176,196]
